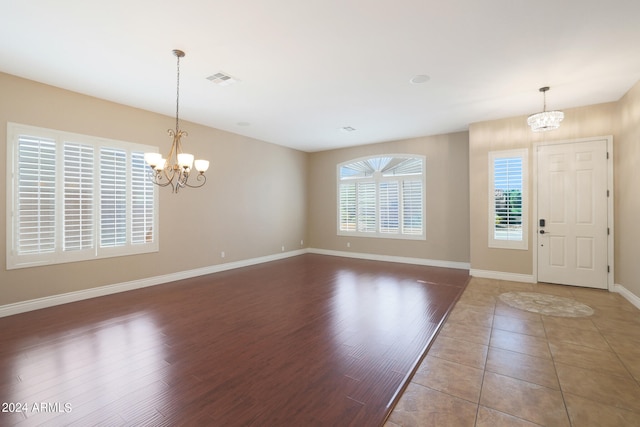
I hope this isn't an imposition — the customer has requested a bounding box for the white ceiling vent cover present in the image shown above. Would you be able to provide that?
[206,72,239,86]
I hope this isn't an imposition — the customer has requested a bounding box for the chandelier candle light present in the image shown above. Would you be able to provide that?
[144,49,209,192]
[527,86,564,132]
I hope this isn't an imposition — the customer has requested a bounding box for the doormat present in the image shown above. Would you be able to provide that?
[498,292,594,317]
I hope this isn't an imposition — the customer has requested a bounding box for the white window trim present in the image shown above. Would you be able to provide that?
[6,122,159,269]
[488,148,528,250]
[336,154,426,240]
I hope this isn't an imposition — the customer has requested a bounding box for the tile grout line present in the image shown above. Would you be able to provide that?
[592,313,640,389]
[539,301,575,427]
[472,288,496,427]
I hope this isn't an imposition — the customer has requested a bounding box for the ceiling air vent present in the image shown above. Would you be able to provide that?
[206,72,239,86]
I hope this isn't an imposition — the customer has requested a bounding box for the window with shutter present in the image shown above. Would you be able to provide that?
[131,152,155,244]
[357,182,376,233]
[379,181,399,234]
[100,147,127,248]
[337,155,425,240]
[402,180,423,235]
[338,183,356,232]
[17,136,56,255]
[64,142,94,252]
[7,123,159,269]
[488,149,528,250]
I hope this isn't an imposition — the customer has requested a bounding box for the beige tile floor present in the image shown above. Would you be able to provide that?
[386,277,640,427]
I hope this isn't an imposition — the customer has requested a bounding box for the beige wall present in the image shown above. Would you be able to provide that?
[3,69,639,309]
[307,132,470,264]
[615,79,640,298]
[0,72,308,306]
[468,101,618,276]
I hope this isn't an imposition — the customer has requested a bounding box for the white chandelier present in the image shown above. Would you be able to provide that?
[144,49,209,193]
[527,86,564,132]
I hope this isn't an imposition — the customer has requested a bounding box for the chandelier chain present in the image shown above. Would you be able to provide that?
[175,52,180,132]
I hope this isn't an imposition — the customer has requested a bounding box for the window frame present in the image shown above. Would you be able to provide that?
[488,148,528,250]
[337,154,426,240]
[6,122,159,270]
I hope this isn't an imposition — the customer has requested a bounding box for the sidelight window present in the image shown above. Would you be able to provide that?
[489,149,528,250]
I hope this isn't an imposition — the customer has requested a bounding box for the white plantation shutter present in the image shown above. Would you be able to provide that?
[100,148,127,248]
[131,152,155,244]
[357,182,376,233]
[379,181,399,234]
[338,155,424,239]
[7,123,159,269]
[402,180,423,235]
[493,157,522,240]
[339,183,356,231]
[16,136,56,254]
[63,142,94,251]
[489,149,528,250]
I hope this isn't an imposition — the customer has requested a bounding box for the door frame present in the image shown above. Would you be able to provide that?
[533,135,614,291]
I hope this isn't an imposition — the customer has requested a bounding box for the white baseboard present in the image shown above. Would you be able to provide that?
[308,248,470,270]
[469,268,536,283]
[0,249,307,318]
[612,283,640,310]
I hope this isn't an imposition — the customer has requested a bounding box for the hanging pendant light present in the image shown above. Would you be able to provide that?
[144,49,209,193]
[527,86,564,132]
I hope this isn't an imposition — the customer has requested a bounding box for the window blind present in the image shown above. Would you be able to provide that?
[379,181,399,234]
[63,142,94,251]
[131,152,155,244]
[17,136,56,254]
[493,157,523,241]
[339,183,356,231]
[99,148,127,248]
[357,182,376,233]
[402,180,423,235]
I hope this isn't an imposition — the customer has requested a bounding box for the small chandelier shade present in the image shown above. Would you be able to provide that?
[527,86,564,132]
[144,49,209,192]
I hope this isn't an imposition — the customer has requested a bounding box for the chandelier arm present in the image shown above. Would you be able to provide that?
[148,169,176,188]
[166,130,179,167]
[175,130,186,157]
[183,173,207,188]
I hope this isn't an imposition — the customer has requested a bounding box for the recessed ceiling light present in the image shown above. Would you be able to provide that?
[410,74,430,84]
[341,126,356,132]
[206,71,240,86]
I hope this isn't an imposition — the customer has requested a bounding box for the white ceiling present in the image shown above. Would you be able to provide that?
[2,0,640,152]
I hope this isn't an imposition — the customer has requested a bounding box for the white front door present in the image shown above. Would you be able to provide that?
[537,139,609,289]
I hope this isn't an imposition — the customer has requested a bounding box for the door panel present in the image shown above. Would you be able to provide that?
[537,140,608,288]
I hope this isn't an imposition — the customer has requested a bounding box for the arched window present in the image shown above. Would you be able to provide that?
[337,155,425,239]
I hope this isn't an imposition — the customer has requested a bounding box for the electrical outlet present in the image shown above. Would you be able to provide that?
[281,245,285,252]
[347,242,351,248]
[221,251,225,258]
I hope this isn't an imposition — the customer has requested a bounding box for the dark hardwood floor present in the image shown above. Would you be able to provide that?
[0,254,469,426]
